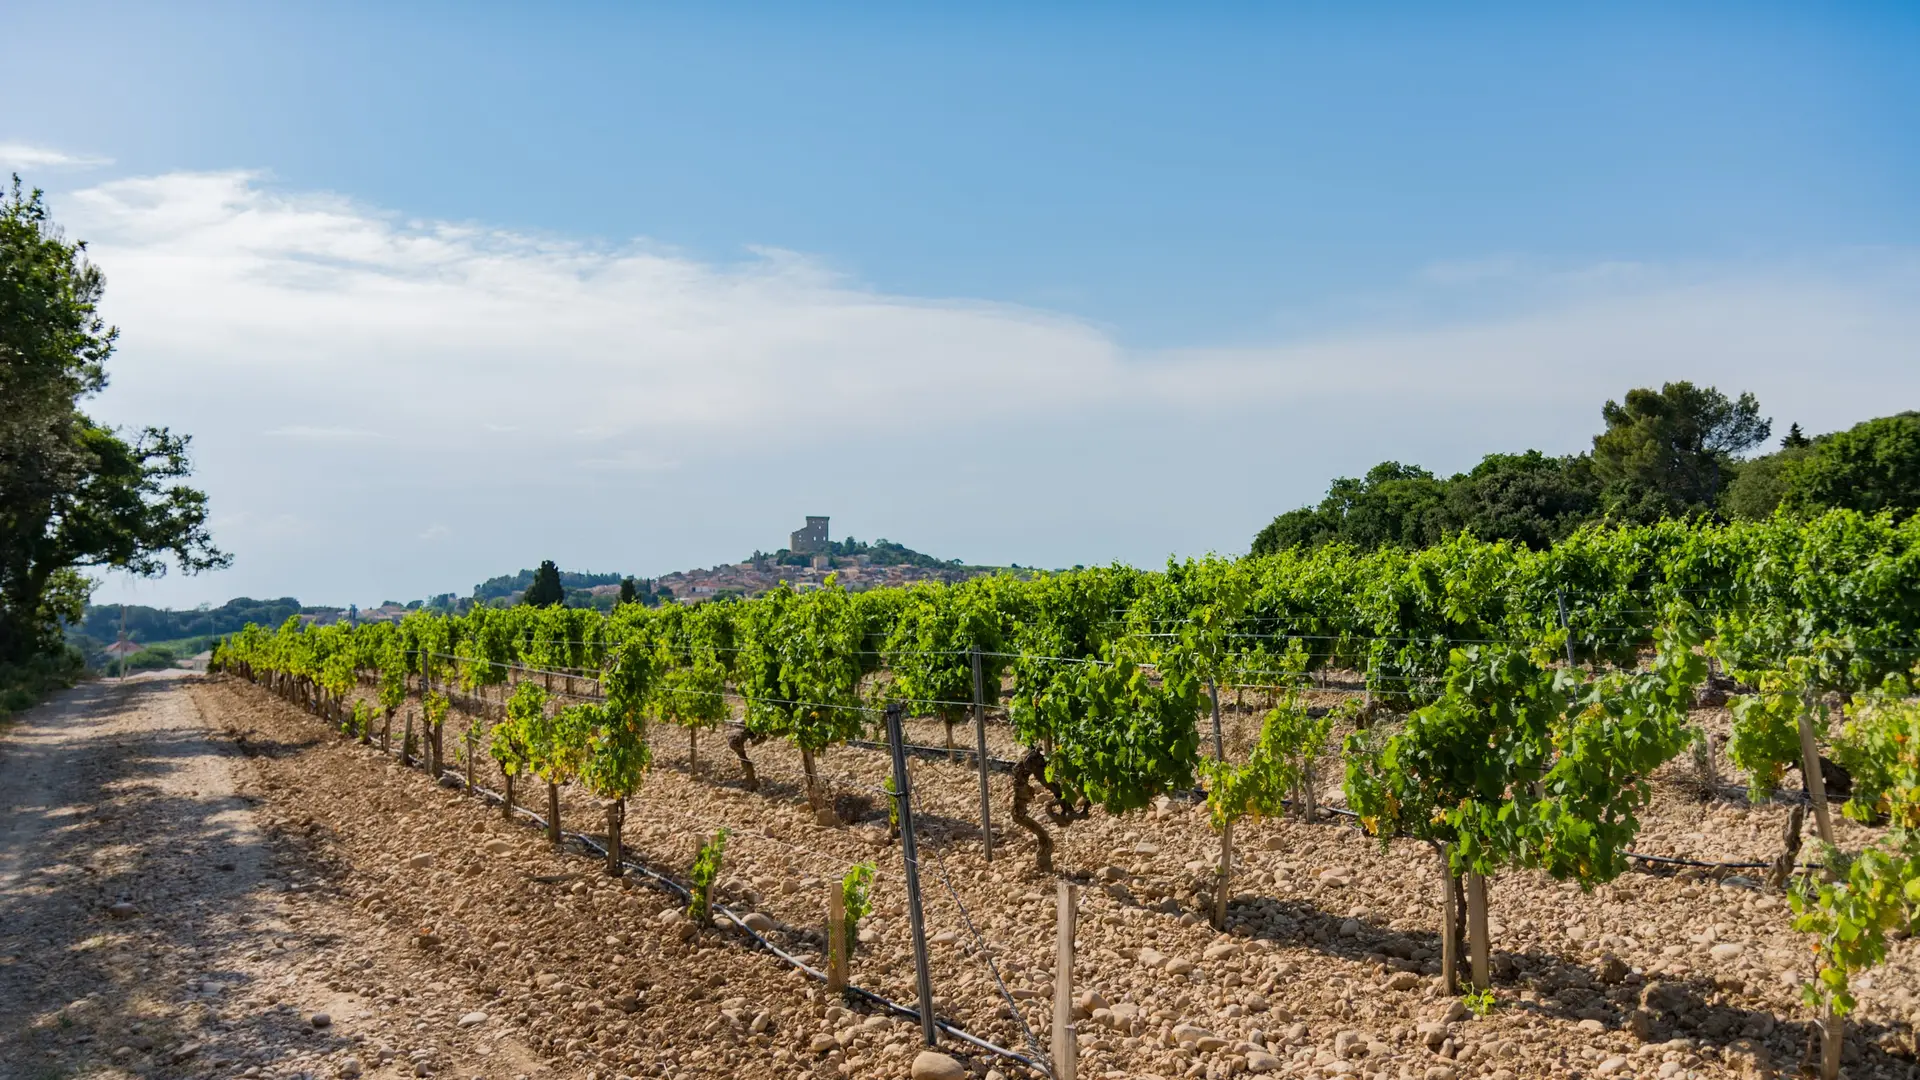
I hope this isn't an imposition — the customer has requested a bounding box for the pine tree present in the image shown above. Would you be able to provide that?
[618,577,637,606]
[523,561,565,607]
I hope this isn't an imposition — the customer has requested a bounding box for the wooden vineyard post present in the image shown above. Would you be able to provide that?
[884,703,939,1048]
[1053,881,1079,1080]
[1821,1005,1843,1080]
[604,799,624,877]
[1208,679,1233,930]
[1798,691,1837,847]
[827,884,849,994]
[1438,844,1460,993]
[971,647,994,862]
[1466,872,1491,991]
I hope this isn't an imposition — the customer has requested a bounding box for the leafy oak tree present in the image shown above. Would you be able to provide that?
[1,177,226,692]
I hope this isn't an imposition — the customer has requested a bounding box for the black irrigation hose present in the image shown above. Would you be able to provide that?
[463,779,1052,1076]
[322,694,1052,1078]
[716,718,1021,771]
[843,736,1020,772]
[1310,800,1819,873]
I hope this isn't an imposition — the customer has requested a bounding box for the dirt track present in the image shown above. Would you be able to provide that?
[0,673,544,1080]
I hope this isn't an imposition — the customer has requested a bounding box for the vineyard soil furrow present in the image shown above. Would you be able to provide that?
[196,672,1920,1079]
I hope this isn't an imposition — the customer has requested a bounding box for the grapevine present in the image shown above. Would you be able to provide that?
[687,827,729,924]
[841,861,875,952]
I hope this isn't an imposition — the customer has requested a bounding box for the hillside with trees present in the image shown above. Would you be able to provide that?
[1253,383,1920,555]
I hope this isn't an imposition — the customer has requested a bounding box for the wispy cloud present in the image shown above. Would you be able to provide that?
[265,425,387,441]
[60,167,1920,607]
[576,450,682,472]
[0,143,113,171]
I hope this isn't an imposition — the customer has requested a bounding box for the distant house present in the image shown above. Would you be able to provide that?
[103,639,144,660]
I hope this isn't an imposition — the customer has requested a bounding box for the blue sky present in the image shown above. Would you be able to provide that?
[5,3,1918,608]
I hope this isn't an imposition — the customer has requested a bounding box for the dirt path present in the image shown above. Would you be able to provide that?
[0,674,544,1080]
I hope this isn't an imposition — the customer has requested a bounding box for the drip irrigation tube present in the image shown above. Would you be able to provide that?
[1190,793,1819,874]
[1314,801,1819,873]
[339,704,1052,1077]
[462,778,1051,1076]
[719,719,1020,771]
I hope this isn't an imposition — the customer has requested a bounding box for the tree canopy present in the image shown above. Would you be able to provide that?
[1589,381,1770,522]
[522,560,565,607]
[1252,383,1919,556]
[1,176,225,665]
[1780,412,1920,519]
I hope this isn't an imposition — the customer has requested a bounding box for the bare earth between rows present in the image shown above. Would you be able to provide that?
[2,674,1916,1080]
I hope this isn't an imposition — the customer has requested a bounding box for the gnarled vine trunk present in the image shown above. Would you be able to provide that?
[1432,841,1464,994]
[502,771,515,822]
[1011,748,1053,872]
[546,781,562,846]
[605,799,625,877]
[1767,804,1805,892]
[800,746,828,817]
[728,729,760,792]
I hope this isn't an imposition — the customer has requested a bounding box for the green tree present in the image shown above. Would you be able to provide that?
[1,177,227,666]
[522,560,565,607]
[1721,445,1814,520]
[1781,412,1920,519]
[1590,382,1770,522]
[1432,451,1599,549]
[1252,462,1446,553]
[618,576,638,606]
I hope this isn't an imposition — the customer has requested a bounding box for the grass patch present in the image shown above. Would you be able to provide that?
[0,646,85,720]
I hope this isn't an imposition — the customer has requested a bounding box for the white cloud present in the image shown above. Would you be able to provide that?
[266,425,387,440]
[68,170,1122,462]
[57,168,1920,607]
[0,143,112,171]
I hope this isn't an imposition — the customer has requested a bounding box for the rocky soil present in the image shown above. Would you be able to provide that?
[8,671,1918,1080]
[0,672,545,1080]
